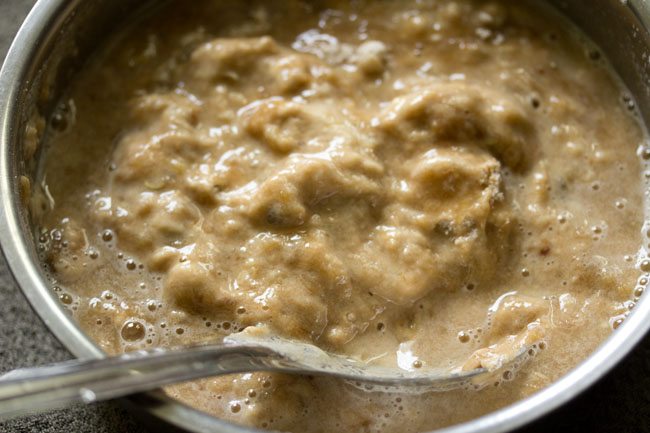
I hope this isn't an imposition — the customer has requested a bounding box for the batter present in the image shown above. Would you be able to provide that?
[35,1,647,431]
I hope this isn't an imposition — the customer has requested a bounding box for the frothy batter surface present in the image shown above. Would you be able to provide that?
[37,0,646,432]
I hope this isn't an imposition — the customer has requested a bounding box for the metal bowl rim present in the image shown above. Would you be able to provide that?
[1,1,649,432]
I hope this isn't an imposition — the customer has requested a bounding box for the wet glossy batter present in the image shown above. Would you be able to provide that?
[34,1,648,432]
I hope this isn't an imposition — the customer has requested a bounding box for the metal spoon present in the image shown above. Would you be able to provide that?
[0,326,529,420]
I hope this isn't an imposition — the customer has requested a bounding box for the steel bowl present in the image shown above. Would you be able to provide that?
[1,1,650,432]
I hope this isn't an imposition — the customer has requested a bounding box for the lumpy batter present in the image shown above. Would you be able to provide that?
[35,0,648,432]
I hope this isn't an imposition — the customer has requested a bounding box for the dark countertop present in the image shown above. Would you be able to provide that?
[0,1,648,432]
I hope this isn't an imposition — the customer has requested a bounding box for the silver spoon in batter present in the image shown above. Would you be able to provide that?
[0,326,532,420]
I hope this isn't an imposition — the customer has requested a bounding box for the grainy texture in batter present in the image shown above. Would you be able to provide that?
[36,1,646,432]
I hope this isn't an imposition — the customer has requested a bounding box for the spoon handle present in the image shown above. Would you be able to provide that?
[0,344,278,420]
